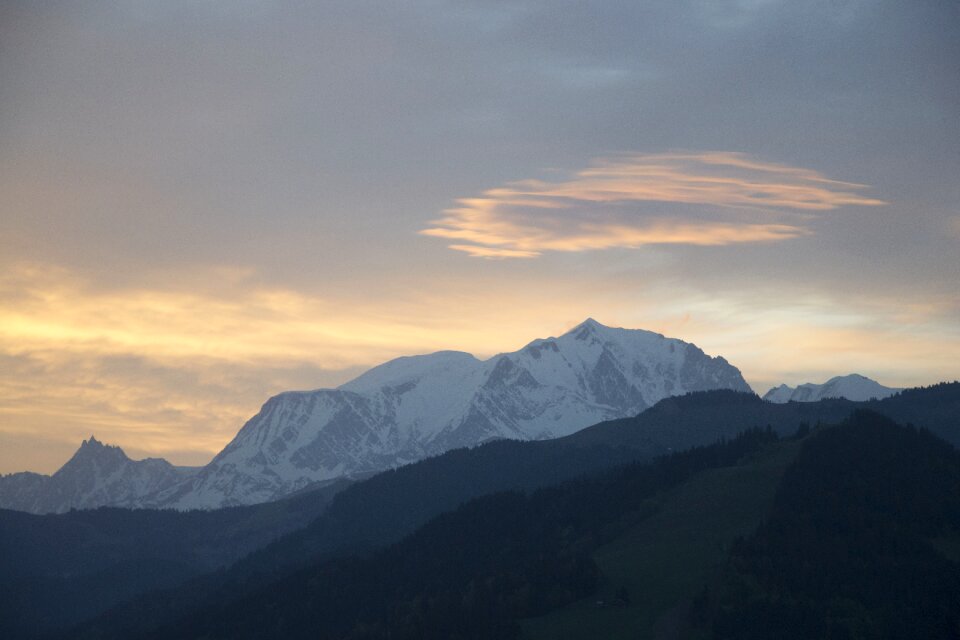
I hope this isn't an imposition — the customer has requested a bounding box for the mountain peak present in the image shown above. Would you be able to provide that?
[565,317,610,341]
[339,349,481,394]
[121,320,752,510]
[67,436,129,465]
[2,436,190,514]
[763,373,901,403]
[572,317,604,331]
[828,373,868,382]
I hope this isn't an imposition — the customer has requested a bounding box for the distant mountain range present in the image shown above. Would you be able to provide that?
[0,321,907,514]
[0,437,197,514]
[0,319,753,513]
[763,373,901,403]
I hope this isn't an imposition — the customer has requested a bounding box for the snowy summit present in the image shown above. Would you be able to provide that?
[161,319,752,509]
[0,320,753,513]
[763,374,901,403]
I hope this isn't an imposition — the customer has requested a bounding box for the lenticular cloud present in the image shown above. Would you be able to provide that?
[421,151,886,258]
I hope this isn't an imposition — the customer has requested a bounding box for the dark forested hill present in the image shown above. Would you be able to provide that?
[701,410,960,639]
[526,410,960,640]
[54,438,646,640]
[560,382,960,452]
[27,383,960,639]
[75,409,960,640]
[74,428,783,640]
[0,477,349,639]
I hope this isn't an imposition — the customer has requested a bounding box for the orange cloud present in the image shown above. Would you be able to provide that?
[422,151,886,258]
[448,245,542,258]
[0,263,618,471]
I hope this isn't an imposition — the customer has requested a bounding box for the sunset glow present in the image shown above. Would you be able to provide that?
[2,259,958,474]
[1,2,957,475]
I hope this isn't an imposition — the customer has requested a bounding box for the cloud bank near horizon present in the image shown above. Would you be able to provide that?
[2,260,958,474]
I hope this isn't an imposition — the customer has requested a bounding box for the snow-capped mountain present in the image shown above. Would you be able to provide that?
[763,374,901,404]
[0,436,198,514]
[160,319,752,509]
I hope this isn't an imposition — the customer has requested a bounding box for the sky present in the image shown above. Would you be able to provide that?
[1,0,958,474]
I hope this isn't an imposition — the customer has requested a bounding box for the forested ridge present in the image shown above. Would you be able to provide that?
[29,384,960,639]
[71,429,780,639]
[700,411,960,639]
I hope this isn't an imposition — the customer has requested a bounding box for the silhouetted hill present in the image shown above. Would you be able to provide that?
[856,381,960,447]
[74,429,782,639]
[560,382,960,452]
[526,410,960,640]
[34,383,960,639]
[702,411,960,638]
[55,439,644,640]
[0,478,349,639]
[71,410,960,639]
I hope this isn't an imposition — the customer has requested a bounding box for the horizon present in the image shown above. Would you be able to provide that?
[2,2,958,474]
[16,372,957,478]
[2,313,954,474]
[6,321,951,476]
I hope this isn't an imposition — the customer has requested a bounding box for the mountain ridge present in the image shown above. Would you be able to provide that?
[0,436,197,514]
[160,319,752,509]
[763,373,901,403]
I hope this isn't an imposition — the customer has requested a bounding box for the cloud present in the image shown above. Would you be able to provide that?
[422,152,886,258]
[0,264,452,470]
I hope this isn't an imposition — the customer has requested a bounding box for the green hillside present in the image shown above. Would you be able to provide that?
[522,438,802,640]
[524,410,960,639]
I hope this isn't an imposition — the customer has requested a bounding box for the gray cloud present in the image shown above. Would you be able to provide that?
[1,2,955,287]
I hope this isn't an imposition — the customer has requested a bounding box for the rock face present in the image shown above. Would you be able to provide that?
[763,374,901,404]
[161,319,752,509]
[0,436,197,514]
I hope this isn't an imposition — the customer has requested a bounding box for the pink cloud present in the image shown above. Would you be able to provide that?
[422,152,886,258]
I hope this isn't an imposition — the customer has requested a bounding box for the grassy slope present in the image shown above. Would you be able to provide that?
[522,439,802,640]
